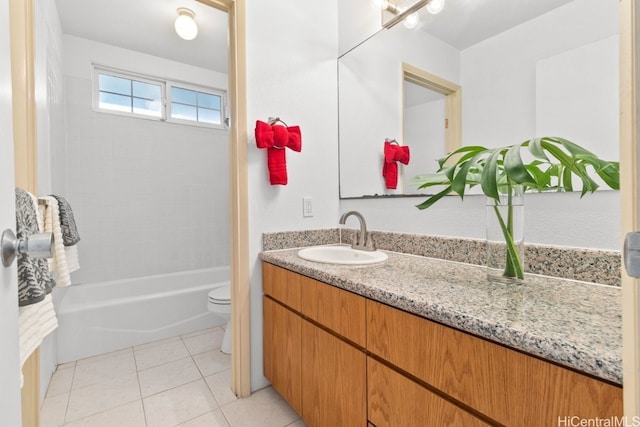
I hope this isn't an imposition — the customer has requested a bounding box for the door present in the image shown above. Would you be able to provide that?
[0,0,24,425]
[621,0,640,416]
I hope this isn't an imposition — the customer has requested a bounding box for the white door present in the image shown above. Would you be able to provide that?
[0,0,24,425]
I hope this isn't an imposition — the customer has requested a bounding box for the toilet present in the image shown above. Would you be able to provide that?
[207,282,231,354]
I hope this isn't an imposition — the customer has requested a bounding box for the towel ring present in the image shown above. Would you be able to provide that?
[267,117,288,149]
[268,116,288,127]
[385,138,399,145]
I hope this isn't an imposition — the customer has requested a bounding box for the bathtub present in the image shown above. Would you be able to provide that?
[55,267,229,363]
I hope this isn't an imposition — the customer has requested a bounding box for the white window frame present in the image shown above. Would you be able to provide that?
[92,65,227,130]
[167,81,226,129]
[93,66,166,121]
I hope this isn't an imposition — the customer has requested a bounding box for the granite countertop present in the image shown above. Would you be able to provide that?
[259,245,622,385]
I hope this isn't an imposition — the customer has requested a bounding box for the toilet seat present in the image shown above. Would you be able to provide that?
[208,285,230,305]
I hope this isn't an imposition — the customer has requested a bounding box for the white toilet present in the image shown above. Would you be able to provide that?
[207,283,231,354]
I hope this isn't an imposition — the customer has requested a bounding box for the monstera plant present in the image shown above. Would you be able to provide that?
[411,137,620,282]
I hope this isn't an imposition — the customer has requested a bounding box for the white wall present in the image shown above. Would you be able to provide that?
[55,36,230,283]
[461,0,618,151]
[246,0,340,390]
[339,0,621,251]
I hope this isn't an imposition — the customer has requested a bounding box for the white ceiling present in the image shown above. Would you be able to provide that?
[54,0,229,73]
[416,0,575,50]
[54,0,576,75]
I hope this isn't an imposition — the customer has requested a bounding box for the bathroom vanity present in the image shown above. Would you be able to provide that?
[260,248,622,427]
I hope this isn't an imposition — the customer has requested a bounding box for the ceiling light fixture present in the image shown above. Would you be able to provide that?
[175,8,198,41]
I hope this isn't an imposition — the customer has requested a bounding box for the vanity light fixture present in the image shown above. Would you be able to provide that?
[381,0,429,29]
[426,0,445,14]
[175,8,198,41]
[381,0,445,28]
[403,11,420,29]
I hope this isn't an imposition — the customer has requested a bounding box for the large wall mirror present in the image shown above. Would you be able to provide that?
[338,0,619,199]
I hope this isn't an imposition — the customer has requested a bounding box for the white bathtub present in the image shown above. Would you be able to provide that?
[55,267,229,363]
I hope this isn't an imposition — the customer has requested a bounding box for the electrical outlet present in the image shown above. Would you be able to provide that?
[303,197,313,217]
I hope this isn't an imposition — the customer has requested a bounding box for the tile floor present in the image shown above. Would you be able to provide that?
[41,327,308,427]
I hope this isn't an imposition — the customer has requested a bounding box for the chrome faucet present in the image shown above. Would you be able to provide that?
[339,211,376,251]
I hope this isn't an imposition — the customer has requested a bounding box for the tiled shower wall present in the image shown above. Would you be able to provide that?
[54,38,230,284]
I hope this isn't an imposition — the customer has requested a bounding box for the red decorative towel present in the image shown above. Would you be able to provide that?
[255,121,302,185]
[382,141,410,189]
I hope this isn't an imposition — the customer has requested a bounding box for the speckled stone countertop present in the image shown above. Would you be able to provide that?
[259,246,622,385]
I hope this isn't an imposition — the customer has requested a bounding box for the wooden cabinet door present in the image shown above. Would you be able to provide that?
[302,319,367,427]
[368,358,491,427]
[263,296,302,414]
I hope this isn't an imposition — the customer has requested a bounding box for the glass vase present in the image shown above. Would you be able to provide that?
[486,184,524,284]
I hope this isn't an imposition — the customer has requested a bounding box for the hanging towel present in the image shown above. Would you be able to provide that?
[50,195,80,246]
[255,120,302,185]
[18,293,57,385]
[41,196,78,287]
[382,141,410,190]
[16,189,56,306]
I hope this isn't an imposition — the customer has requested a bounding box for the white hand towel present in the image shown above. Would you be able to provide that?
[18,294,58,386]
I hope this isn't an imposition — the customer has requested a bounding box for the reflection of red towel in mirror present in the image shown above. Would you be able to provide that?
[255,120,302,185]
[382,141,410,189]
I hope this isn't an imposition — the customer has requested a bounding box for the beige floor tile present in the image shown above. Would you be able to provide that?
[46,366,75,397]
[176,409,229,426]
[75,347,132,366]
[40,392,69,427]
[56,361,76,370]
[285,419,308,427]
[134,339,190,371]
[180,327,217,340]
[192,349,231,377]
[221,387,300,427]
[143,379,218,427]
[65,373,140,423]
[72,350,137,389]
[133,335,181,352]
[64,400,146,427]
[204,369,237,407]
[182,328,225,355]
[138,357,202,397]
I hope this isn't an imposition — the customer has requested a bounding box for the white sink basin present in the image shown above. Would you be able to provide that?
[297,245,388,265]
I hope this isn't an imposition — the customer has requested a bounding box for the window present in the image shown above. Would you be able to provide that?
[97,72,163,118]
[170,85,224,126]
[94,66,226,129]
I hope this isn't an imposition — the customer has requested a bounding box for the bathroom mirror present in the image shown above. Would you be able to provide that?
[338,0,619,199]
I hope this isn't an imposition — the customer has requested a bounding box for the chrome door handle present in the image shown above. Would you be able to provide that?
[624,232,640,278]
[1,229,53,267]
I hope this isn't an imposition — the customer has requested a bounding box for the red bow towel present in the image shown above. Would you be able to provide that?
[382,141,410,189]
[255,120,302,185]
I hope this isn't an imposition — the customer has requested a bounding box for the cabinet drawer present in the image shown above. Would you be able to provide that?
[262,263,302,311]
[367,300,622,427]
[301,275,366,347]
[368,358,490,427]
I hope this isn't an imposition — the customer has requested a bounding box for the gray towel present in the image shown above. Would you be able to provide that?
[16,188,55,306]
[51,195,80,246]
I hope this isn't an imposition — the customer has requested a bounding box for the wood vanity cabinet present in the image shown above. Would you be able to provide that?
[262,262,366,426]
[262,262,623,427]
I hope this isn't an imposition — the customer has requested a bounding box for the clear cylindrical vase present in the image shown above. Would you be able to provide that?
[486,185,524,284]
